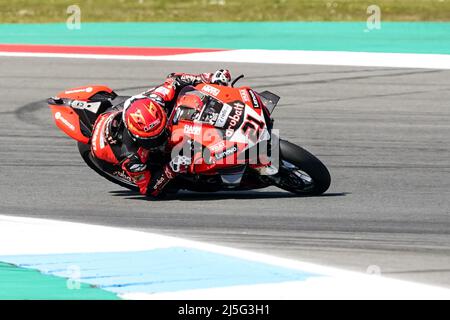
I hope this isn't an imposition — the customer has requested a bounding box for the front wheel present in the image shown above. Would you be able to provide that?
[275,140,331,195]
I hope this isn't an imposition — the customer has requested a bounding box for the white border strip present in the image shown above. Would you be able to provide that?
[1,50,450,69]
[164,49,450,69]
[1,214,449,299]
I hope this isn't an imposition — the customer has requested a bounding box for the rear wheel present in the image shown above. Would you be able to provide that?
[77,142,139,192]
[276,140,331,195]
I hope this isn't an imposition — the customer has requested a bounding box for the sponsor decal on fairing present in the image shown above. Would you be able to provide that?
[113,171,133,182]
[239,89,251,103]
[184,124,202,135]
[215,104,233,128]
[209,141,226,153]
[54,112,75,131]
[226,102,245,132]
[70,100,87,108]
[248,90,260,108]
[215,146,238,160]
[202,85,220,97]
[91,115,108,152]
[64,87,93,94]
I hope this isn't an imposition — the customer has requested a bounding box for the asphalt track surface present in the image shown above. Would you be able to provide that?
[0,57,449,288]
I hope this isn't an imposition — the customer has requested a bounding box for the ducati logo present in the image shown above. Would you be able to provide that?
[130,109,146,126]
[147,102,158,117]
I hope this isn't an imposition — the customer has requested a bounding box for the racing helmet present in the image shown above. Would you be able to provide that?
[123,96,168,149]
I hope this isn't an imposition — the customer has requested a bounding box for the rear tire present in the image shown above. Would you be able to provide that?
[77,142,139,192]
[277,140,331,195]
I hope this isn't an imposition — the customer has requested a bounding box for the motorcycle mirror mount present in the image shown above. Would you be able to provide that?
[231,74,244,88]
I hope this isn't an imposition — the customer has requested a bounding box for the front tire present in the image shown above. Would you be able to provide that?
[276,140,331,195]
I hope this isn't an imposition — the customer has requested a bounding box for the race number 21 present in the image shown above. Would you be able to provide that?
[241,114,265,142]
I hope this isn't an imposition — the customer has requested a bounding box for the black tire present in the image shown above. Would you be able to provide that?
[277,140,331,195]
[77,142,139,192]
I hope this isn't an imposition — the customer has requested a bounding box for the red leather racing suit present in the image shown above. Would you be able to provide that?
[90,72,214,197]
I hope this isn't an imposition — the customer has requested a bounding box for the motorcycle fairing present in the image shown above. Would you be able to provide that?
[170,84,271,175]
[48,85,117,144]
[56,85,115,101]
[49,104,90,144]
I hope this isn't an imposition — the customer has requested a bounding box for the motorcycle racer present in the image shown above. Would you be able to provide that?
[90,69,231,198]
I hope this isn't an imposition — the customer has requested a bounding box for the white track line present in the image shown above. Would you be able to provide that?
[1,50,450,69]
[122,278,450,300]
[163,49,450,69]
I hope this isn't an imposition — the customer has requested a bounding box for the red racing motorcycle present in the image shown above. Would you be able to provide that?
[48,76,330,196]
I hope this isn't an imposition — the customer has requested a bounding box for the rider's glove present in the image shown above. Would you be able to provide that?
[145,155,192,198]
[211,69,232,86]
[122,156,151,195]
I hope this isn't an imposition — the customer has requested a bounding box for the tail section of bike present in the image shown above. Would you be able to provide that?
[48,85,117,144]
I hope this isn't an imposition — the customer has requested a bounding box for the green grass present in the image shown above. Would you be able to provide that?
[1,0,450,23]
